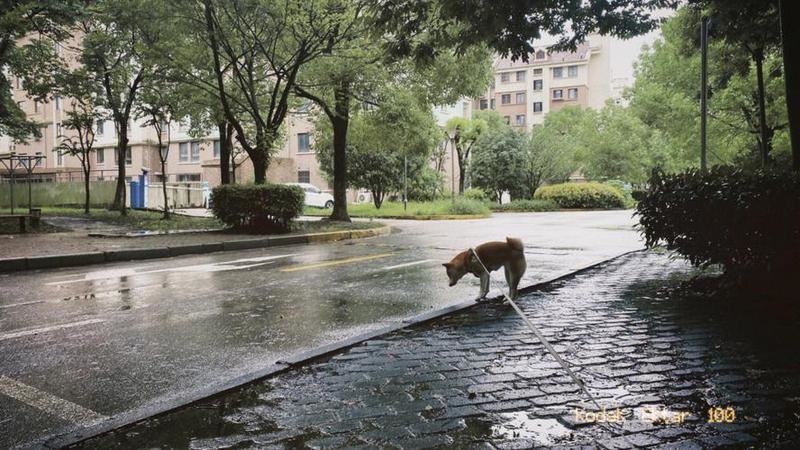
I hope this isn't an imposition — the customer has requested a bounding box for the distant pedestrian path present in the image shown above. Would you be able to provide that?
[79,251,800,448]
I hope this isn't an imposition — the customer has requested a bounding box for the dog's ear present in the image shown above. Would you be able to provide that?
[442,263,450,268]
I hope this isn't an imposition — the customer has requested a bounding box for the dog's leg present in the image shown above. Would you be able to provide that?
[475,272,490,302]
[504,265,513,301]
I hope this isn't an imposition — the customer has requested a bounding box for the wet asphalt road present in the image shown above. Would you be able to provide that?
[0,211,640,448]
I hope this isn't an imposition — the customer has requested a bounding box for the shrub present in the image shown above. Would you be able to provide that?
[211,184,304,232]
[490,199,559,212]
[604,179,636,208]
[446,198,490,215]
[463,188,489,202]
[533,182,626,209]
[636,167,800,284]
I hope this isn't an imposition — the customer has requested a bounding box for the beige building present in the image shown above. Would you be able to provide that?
[473,35,613,130]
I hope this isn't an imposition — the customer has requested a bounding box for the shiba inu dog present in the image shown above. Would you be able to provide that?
[443,237,526,301]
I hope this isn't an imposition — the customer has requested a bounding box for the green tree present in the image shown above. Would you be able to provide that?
[315,88,440,208]
[525,127,578,197]
[193,0,355,185]
[56,71,103,214]
[469,128,528,203]
[0,0,79,142]
[628,7,788,169]
[445,117,487,194]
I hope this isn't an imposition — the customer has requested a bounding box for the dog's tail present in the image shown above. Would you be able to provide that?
[506,237,524,252]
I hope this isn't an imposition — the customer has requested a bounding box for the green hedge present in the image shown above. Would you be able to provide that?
[636,167,800,282]
[490,199,559,212]
[463,188,489,202]
[211,184,304,232]
[445,198,490,215]
[533,182,626,209]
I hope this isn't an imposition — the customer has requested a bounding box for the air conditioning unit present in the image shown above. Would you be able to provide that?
[355,191,372,204]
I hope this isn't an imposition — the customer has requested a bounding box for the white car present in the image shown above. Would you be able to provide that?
[285,182,335,209]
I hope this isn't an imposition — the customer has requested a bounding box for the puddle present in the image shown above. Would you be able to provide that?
[491,412,572,444]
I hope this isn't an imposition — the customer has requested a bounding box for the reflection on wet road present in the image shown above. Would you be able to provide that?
[0,211,641,448]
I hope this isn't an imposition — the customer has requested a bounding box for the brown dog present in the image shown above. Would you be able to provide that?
[443,237,527,301]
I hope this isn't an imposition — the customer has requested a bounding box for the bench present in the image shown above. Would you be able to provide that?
[0,209,41,233]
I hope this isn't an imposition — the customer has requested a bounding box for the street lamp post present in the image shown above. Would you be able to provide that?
[447,130,456,202]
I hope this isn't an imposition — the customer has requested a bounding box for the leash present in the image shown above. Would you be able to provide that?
[468,248,634,443]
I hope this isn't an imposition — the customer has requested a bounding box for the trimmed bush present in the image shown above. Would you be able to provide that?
[446,198,490,215]
[636,167,800,283]
[211,184,304,232]
[463,188,489,202]
[604,180,636,208]
[490,199,559,212]
[533,182,626,209]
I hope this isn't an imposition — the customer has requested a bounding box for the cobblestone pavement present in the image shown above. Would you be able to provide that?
[77,251,800,449]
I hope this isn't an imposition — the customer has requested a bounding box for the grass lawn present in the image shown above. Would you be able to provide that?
[303,199,491,219]
[0,207,223,233]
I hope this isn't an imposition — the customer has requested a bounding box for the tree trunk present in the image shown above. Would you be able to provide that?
[252,152,267,184]
[329,82,352,222]
[372,189,384,209]
[161,159,169,219]
[458,158,466,194]
[218,121,231,185]
[83,162,90,215]
[111,122,128,215]
[754,50,770,166]
[779,0,800,171]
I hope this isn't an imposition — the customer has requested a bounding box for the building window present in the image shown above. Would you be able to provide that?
[125,147,132,165]
[536,50,546,60]
[500,72,510,83]
[515,115,526,126]
[191,141,201,161]
[56,150,63,166]
[35,152,43,167]
[490,98,496,109]
[568,88,579,99]
[553,89,564,100]
[55,95,61,110]
[533,79,543,91]
[568,65,578,77]
[34,101,39,113]
[479,99,488,110]
[55,122,62,137]
[15,77,21,89]
[503,116,511,125]
[516,71,526,82]
[533,68,543,76]
[533,102,543,113]
[213,140,220,159]
[553,67,563,78]
[96,120,104,135]
[501,94,511,105]
[298,170,310,184]
[297,133,310,153]
[96,148,104,164]
[160,145,168,160]
[177,174,201,182]
[178,142,188,162]
[515,92,525,104]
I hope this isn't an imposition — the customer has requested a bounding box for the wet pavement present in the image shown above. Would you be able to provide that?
[76,251,800,449]
[0,211,641,448]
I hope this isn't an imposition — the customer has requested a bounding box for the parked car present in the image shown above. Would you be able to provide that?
[285,182,335,209]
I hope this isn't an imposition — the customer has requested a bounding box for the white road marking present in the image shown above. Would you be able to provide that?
[0,318,105,342]
[381,259,435,271]
[46,254,295,286]
[0,300,45,310]
[0,376,107,425]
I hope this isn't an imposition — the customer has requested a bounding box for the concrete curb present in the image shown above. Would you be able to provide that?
[43,248,644,449]
[0,226,391,273]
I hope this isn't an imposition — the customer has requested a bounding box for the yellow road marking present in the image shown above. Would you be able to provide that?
[280,253,393,272]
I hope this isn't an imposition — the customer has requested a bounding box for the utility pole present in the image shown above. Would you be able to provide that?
[700,16,709,171]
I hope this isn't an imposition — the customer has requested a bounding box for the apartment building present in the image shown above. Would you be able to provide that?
[473,35,613,130]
